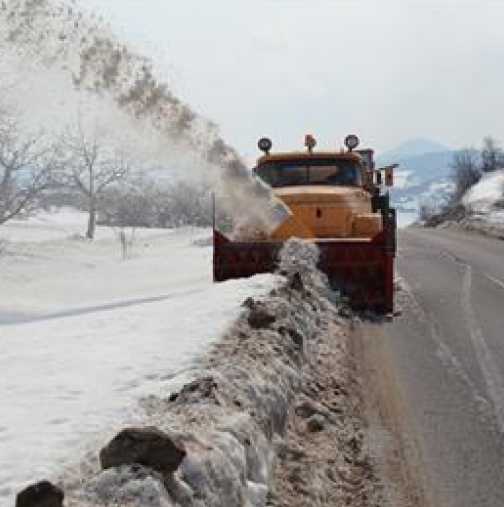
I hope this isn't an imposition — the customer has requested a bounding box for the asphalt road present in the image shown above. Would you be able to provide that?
[366,227,504,507]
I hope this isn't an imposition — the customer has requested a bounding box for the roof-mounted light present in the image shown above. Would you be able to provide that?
[344,134,360,152]
[258,137,273,154]
[305,134,317,153]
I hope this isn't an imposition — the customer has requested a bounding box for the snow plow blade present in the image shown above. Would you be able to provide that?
[213,223,395,314]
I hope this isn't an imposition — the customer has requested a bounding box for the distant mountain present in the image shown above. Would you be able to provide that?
[378,138,451,164]
[377,140,456,212]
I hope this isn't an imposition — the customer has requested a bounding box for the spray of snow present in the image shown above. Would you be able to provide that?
[0,0,289,234]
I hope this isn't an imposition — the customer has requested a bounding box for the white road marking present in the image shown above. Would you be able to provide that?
[435,341,493,423]
[461,266,504,434]
[397,273,492,421]
[484,273,504,291]
[415,248,504,433]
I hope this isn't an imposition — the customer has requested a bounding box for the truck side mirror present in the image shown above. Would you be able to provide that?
[376,164,398,187]
[385,167,394,187]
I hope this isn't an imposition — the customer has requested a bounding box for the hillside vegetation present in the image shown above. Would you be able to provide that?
[421,137,504,237]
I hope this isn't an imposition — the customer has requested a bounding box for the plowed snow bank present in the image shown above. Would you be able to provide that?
[27,240,383,507]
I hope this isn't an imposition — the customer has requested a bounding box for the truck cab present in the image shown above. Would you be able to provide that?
[254,136,388,241]
[213,134,397,313]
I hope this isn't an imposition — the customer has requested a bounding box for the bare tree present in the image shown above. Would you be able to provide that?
[99,175,158,229]
[0,109,58,225]
[99,176,212,230]
[481,136,504,173]
[62,123,129,239]
[164,181,212,227]
[450,149,481,203]
[99,176,155,260]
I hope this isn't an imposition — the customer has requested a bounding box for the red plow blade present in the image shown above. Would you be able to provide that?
[213,229,395,313]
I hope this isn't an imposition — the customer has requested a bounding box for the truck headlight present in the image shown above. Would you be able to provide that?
[345,134,360,151]
[258,137,273,154]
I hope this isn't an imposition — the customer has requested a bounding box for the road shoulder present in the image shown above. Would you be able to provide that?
[352,320,433,507]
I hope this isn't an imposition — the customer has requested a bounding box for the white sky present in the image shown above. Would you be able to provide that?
[83,0,504,160]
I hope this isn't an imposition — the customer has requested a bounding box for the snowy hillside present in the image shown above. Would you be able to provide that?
[377,140,455,215]
[0,210,279,505]
[462,169,504,227]
[378,138,450,162]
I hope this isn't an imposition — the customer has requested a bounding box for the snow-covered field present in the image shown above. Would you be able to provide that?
[0,209,278,506]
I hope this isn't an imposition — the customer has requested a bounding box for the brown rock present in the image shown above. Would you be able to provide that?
[279,326,304,350]
[16,481,64,507]
[246,301,276,329]
[306,414,326,433]
[295,399,329,420]
[242,297,255,309]
[171,376,218,404]
[100,427,186,474]
[243,297,276,328]
[289,272,304,292]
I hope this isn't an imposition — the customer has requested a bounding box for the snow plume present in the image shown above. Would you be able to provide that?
[0,0,289,234]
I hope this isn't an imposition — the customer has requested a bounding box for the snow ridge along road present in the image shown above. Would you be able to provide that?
[0,218,279,506]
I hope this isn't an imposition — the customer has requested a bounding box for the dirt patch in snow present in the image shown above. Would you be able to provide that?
[268,318,384,507]
[353,320,431,507]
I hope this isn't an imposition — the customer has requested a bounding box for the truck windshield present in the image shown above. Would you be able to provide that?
[255,159,361,188]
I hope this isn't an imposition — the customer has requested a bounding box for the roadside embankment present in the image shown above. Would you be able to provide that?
[423,170,504,240]
[421,208,504,241]
[435,213,504,240]
[17,240,383,507]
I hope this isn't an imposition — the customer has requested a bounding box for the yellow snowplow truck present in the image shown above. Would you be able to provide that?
[213,135,397,313]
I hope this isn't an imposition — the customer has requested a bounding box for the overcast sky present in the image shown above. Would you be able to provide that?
[83,0,504,161]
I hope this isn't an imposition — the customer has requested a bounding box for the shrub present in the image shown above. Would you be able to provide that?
[450,149,481,204]
[98,177,213,229]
